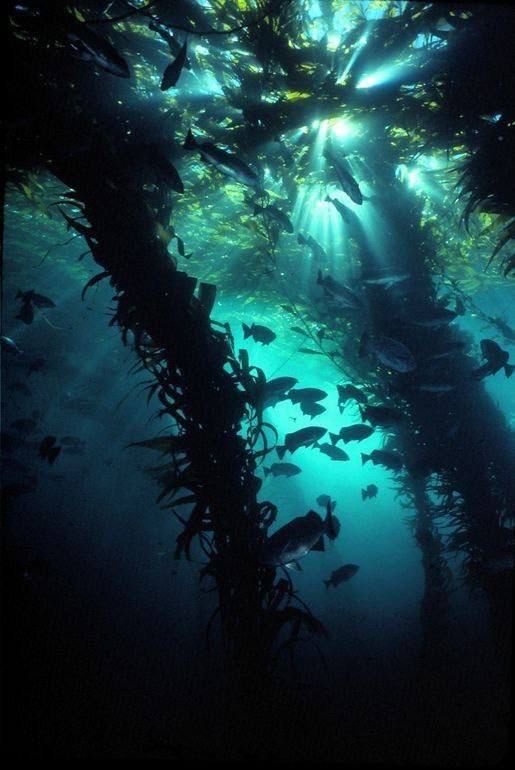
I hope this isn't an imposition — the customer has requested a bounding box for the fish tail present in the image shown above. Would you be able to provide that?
[242,322,252,339]
[183,128,197,150]
[361,453,370,466]
[329,432,339,446]
[504,363,515,378]
[323,579,331,590]
[276,445,287,460]
[361,489,367,500]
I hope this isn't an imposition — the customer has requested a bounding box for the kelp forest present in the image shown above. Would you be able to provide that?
[2,0,514,762]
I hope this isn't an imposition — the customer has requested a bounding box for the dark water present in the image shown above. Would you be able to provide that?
[3,0,514,762]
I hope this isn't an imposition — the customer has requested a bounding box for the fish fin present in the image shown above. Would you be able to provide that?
[311,536,325,552]
[323,579,331,590]
[361,453,370,466]
[329,432,340,446]
[276,445,287,460]
[285,560,302,571]
[183,128,197,150]
[242,322,251,339]
[504,363,515,378]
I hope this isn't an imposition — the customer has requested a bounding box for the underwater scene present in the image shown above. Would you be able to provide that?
[3,0,514,762]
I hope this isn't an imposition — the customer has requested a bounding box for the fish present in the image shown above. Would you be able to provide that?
[472,339,514,379]
[337,383,368,412]
[411,307,458,327]
[161,39,188,90]
[276,426,327,459]
[325,195,354,224]
[330,424,374,444]
[65,22,130,78]
[1,336,23,355]
[253,204,293,233]
[263,462,302,478]
[323,564,359,589]
[316,495,336,510]
[148,20,191,68]
[317,443,350,461]
[10,418,37,434]
[143,146,184,193]
[183,129,259,188]
[359,404,402,427]
[297,232,327,261]
[15,290,55,309]
[7,381,31,396]
[289,387,327,404]
[38,436,61,465]
[361,484,378,500]
[359,331,416,373]
[317,270,362,310]
[16,301,34,325]
[323,148,363,205]
[299,402,327,419]
[362,272,409,288]
[261,503,340,568]
[262,376,298,408]
[242,322,276,345]
[361,450,403,471]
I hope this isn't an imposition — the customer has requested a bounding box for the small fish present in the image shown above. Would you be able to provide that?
[242,322,276,345]
[331,424,374,444]
[148,20,191,68]
[317,443,350,461]
[262,376,297,408]
[253,203,293,233]
[472,339,514,380]
[323,148,363,205]
[359,331,416,373]
[299,402,327,419]
[361,450,403,471]
[289,387,327,404]
[323,564,359,589]
[263,462,302,478]
[297,232,327,261]
[39,436,61,465]
[317,270,362,310]
[7,381,31,396]
[161,39,188,90]
[337,384,368,411]
[359,404,402,427]
[10,418,37,434]
[1,336,23,355]
[316,494,336,510]
[65,22,130,78]
[183,129,259,187]
[261,504,340,568]
[411,307,457,327]
[276,426,327,459]
[362,272,409,288]
[361,484,378,501]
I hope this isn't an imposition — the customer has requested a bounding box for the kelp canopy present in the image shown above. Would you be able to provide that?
[4,0,514,760]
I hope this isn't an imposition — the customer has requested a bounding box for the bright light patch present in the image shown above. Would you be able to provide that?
[327,33,341,51]
[407,168,421,188]
[328,117,355,139]
[356,69,391,89]
[312,119,321,129]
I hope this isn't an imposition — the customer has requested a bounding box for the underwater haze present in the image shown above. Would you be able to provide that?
[3,0,514,762]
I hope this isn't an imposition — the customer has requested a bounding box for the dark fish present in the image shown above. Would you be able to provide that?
[148,20,191,68]
[145,146,184,193]
[317,443,349,461]
[262,376,297,407]
[1,336,23,355]
[161,39,188,90]
[359,331,416,373]
[472,339,514,380]
[323,148,363,205]
[299,402,327,419]
[297,232,327,261]
[411,307,457,327]
[39,436,61,465]
[359,403,403,427]
[331,424,374,444]
[276,426,327,459]
[16,301,34,325]
[7,381,31,396]
[261,504,340,568]
[10,418,37,434]
[337,383,368,412]
[325,195,354,224]
[263,462,302,478]
[323,564,359,589]
[317,270,362,310]
[316,494,336,510]
[183,129,259,187]
[242,322,276,345]
[27,357,46,376]
[253,204,293,233]
[31,292,55,309]
[65,22,130,78]
[361,449,403,471]
[289,387,327,404]
[361,484,378,500]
